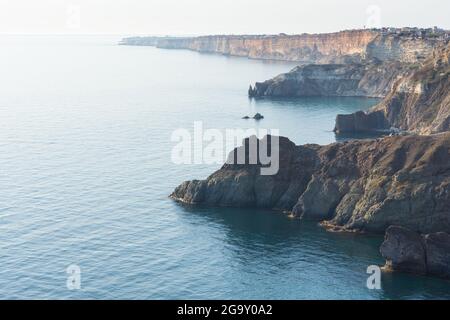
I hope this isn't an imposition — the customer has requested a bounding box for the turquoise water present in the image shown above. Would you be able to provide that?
[1,35,449,300]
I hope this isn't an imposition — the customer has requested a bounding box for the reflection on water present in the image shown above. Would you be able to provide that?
[249,96,381,145]
[177,205,450,300]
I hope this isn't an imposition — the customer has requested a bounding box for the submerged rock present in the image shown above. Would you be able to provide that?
[171,132,450,234]
[381,226,450,279]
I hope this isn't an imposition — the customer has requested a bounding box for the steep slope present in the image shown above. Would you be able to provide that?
[335,44,450,134]
[380,226,450,279]
[171,133,450,234]
[155,31,377,63]
[249,61,407,98]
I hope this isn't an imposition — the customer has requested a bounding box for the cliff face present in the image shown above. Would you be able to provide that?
[380,226,450,279]
[250,61,407,98]
[157,30,378,64]
[122,30,446,64]
[335,44,450,134]
[171,133,450,234]
[366,34,440,63]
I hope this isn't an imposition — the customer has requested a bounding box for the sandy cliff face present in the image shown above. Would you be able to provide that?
[156,30,378,63]
[335,44,450,134]
[151,30,444,65]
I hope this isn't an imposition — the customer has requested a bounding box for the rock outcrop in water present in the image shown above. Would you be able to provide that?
[381,226,450,279]
[335,43,450,134]
[171,133,450,234]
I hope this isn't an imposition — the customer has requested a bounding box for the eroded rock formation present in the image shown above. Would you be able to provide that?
[171,133,450,234]
[381,226,450,279]
[249,62,407,98]
[335,43,450,134]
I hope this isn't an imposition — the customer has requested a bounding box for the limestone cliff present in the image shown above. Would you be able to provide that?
[171,133,450,234]
[121,29,448,64]
[335,43,450,134]
[156,31,377,64]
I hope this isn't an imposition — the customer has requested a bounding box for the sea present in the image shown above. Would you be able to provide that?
[1,35,449,299]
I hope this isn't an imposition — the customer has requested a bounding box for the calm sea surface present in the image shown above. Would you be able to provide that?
[1,35,449,299]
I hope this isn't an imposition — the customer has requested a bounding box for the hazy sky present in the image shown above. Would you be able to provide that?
[0,0,448,35]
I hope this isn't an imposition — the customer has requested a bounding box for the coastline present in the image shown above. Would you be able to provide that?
[164,33,450,280]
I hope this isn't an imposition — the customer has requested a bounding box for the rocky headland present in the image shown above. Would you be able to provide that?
[248,61,408,98]
[171,133,450,234]
[250,42,449,135]
[171,133,450,278]
[236,29,449,139]
[335,43,450,135]
[163,28,450,279]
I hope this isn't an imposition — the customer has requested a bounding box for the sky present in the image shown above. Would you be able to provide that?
[0,0,448,35]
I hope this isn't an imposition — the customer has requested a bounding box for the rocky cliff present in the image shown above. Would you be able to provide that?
[156,31,377,64]
[121,30,446,64]
[171,133,450,234]
[380,226,450,279]
[246,34,449,103]
[335,43,450,134]
[249,61,407,98]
